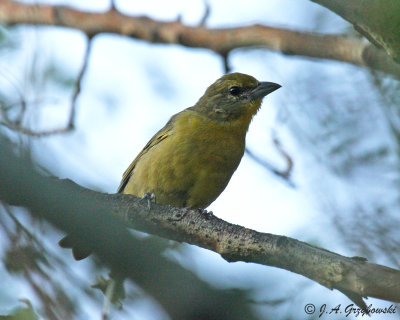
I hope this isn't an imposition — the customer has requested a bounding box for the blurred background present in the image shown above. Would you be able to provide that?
[0,0,399,319]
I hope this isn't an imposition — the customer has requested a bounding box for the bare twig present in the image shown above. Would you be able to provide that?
[245,146,296,188]
[199,0,211,27]
[110,0,117,11]
[24,270,59,320]
[0,120,69,137]
[0,36,93,137]
[0,202,70,268]
[222,53,231,74]
[15,97,26,125]
[102,278,115,320]
[0,0,398,77]
[2,203,38,244]
[272,130,293,178]
[69,37,93,129]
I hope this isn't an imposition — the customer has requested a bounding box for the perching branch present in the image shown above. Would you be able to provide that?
[0,135,256,320]
[0,0,399,78]
[0,135,399,310]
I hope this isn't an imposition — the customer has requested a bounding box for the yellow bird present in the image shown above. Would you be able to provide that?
[60,72,280,259]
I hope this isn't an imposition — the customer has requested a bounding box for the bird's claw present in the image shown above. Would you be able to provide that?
[142,193,156,211]
[198,208,213,219]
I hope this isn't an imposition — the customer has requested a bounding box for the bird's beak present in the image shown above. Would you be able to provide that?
[250,81,281,100]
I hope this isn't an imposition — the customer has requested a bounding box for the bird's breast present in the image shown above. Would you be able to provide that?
[167,110,246,207]
[174,110,246,161]
[126,110,248,208]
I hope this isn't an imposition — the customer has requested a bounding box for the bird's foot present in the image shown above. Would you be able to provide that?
[142,193,156,211]
[198,208,213,219]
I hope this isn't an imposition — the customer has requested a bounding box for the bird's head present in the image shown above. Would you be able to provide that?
[193,72,281,124]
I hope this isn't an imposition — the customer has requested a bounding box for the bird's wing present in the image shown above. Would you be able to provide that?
[117,114,177,193]
[59,115,179,261]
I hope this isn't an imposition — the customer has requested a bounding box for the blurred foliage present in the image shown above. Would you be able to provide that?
[280,65,400,265]
[0,206,79,320]
[43,64,76,89]
[92,274,126,309]
[0,299,39,320]
[0,26,19,52]
[372,72,400,140]
[4,244,50,274]
[0,135,259,320]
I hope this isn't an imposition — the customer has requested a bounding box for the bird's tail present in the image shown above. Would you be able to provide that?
[59,234,92,260]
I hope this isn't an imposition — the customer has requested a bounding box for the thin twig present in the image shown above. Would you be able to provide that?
[68,36,93,130]
[0,121,69,137]
[15,97,26,125]
[24,270,59,320]
[245,148,295,188]
[272,130,294,178]
[245,130,294,186]
[110,0,117,11]
[222,53,231,74]
[0,37,93,137]
[2,203,39,244]
[245,139,295,188]
[199,0,210,27]
[0,202,69,268]
[102,278,116,320]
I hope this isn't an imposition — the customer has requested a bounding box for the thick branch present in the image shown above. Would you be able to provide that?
[0,0,399,77]
[111,200,400,307]
[312,0,400,63]
[0,135,255,320]
[0,135,399,308]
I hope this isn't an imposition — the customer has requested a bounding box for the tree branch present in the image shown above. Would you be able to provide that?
[198,0,211,27]
[0,135,256,320]
[0,0,399,78]
[245,147,295,188]
[311,0,400,63]
[0,33,93,137]
[0,134,399,310]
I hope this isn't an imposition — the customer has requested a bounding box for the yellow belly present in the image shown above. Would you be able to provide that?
[122,110,247,208]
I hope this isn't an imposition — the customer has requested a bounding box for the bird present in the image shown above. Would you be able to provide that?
[59,72,281,259]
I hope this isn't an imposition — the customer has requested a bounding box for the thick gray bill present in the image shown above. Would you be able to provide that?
[250,81,281,100]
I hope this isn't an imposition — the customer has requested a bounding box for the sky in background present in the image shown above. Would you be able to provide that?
[1,0,398,319]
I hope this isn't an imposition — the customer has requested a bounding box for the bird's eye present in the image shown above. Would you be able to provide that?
[229,86,241,96]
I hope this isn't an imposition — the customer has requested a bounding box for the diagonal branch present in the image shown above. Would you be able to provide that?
[0,134,399,310]
[0,0,399,78]
[0,135,256,320]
